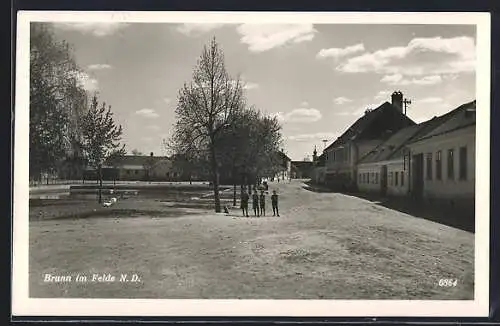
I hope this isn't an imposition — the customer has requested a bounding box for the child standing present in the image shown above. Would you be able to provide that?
[252,190,260,217]
[271,190,279,217]
[240,190,249,217]
[259,190,266,216]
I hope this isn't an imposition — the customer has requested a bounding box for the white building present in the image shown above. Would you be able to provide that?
[323,91,416,190]
[407,101,476,203]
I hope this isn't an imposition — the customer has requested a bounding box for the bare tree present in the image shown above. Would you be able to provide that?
[172,37,245,212]
[80,95,125,203]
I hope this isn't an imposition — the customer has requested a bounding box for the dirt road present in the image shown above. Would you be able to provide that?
[29,180,474,299]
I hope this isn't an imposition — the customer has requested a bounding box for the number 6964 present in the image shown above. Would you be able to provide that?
[438,279,458,287]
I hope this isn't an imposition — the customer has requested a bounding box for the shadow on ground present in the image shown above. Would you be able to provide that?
[302,181,474,233]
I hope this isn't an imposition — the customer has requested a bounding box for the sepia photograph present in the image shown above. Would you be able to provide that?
[13,11,491,317]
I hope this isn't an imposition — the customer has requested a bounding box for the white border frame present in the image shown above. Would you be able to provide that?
[13,11,491,317]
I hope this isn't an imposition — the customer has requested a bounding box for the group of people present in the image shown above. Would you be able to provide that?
[240,188,279,217]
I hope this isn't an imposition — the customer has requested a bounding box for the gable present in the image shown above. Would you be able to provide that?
[324,102,416,151]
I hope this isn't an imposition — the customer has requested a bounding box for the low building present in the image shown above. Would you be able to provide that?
[355,99,475,207]
[273,150,292,181]
[407,100,476,205]
[323,91,416,190]
[311,152,326,184]
[291,160,314,179]
[84,152,181,182]
[357,119,444,196]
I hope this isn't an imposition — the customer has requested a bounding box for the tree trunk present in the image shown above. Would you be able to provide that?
[209,140,221,213]
[98,165,103,204]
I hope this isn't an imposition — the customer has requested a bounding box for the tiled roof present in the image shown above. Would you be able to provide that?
[358,124,423,164]
[358,100,476,164]
[410,100,476,143]
[108,155,170,167]
[324,101,416,151]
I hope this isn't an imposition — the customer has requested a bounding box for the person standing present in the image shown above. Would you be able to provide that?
[252,190,260,217]
[259,190,266,216]
[271,190,279,217]
[240,189,249,217]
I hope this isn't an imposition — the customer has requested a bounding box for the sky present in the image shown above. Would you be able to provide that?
[46,22,476,161]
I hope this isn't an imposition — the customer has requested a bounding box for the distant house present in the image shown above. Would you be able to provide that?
[84,152,181,182]
[274,150,292,181]
[406,100,476,204]
[291,160,314,179]
[323,91,416,190]
[311,147,326,184]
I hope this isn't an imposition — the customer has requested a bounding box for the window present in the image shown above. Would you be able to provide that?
[426,153,433,180]
[389,172,393,185]
[400,171,404,186]
[459,146,467,180]
[447,149,455,180]
[359,173,362,183]
[375,173,379,184]
[126,170,130,175]
[166,172,170,178]
[135,170,139,175]
[436,151,442,180]
[395,171,399,186]
[370,172,374,184]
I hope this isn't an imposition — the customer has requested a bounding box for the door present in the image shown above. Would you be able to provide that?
[412,153,424,199]
[380,165,388,196]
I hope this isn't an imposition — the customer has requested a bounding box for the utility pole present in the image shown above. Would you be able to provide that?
[403,98,412,115]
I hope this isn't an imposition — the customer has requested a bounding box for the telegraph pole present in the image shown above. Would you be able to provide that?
[403,98,412,115]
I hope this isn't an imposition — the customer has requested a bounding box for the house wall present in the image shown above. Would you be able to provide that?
[312,166,326,184]
[118,166,146,181]
[386,159,409,196]
[324,139,382,188]
[356,163,381,193]
[408,125,475,200]
[357,158,409,196]
[151,160,181,180]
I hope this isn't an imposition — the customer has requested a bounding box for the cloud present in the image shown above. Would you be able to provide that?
[337,103,382,116]
[141,136,153,142]
[135,109,160,118]
[275,107,322,123]
[236,24,317,52]
[287,132,340,142]
[380,74,442,85]
[333,97,352,105]
[243,82,259,90]
[336,36,475,76]
[374,90,392,100]
[175,23,224,36]
[87,64,112,70]
[418,97,444,104]
[53,22,129,37]
[317,43,365,60]
[72,71,98,91]
[163,98,172,104]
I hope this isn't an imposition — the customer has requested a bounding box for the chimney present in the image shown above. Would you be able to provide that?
[391,91,403,112]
